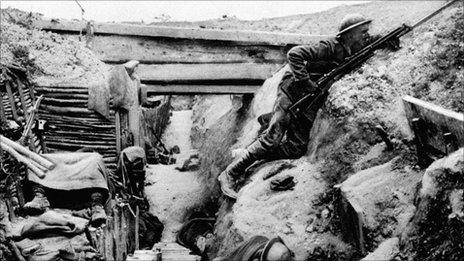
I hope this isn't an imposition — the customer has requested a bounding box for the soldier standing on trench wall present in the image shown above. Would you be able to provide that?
[218,13,400,199]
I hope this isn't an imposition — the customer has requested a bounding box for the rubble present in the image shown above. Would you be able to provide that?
[361,237,399,261]
[399,148,464,260]
[337,158,422,252]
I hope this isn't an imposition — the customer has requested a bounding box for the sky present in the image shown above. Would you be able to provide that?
[1,1,367,23]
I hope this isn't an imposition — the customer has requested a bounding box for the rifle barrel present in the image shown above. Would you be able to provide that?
[410,0,459,30]
[288,0,460,117]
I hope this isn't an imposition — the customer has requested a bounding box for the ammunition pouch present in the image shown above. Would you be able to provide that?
[279,73,321,123]
[279,73,320,104]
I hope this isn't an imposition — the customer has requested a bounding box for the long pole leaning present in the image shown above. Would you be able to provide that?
[0,142,46,178]
[0,135,55,170]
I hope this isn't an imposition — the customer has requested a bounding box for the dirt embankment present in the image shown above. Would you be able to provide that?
[189,2,463,260]
[152,1,445,35]
[0,8,108,86]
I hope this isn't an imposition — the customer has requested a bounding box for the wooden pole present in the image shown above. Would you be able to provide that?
[135,205,139,250]
[9,240,26,261]
[0,135,55,170]
[0,142,45,178]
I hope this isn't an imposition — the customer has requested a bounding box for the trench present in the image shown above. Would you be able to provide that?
[142,92,251,258]
[3,3,463,260]
[145,108,204,242]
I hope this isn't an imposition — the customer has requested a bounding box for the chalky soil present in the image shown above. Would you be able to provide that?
[145,110,204,242]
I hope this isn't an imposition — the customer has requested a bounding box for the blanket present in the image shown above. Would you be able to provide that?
[28,152,108,192]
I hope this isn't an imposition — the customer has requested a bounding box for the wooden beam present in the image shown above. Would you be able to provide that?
[141,84,259,96]
[136,63,281,82]
[33,19,328,46]
[82,34,287,64]
[403,95,464,156]
[336,187,365,254]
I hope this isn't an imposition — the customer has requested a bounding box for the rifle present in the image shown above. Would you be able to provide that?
[288,0,459,120]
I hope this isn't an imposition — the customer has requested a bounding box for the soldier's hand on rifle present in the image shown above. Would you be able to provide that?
[384,37,400,51]
[304,79,321,95]
[370,34,401,51]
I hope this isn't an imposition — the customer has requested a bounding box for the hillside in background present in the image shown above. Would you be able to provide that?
[152,1,445,35]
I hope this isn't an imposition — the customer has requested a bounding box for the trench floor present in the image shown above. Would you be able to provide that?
[144,110,204,242]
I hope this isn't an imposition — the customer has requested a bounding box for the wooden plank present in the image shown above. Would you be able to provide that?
[103,157,118,163]
[403,95,464,155]
[40,112,115,122]
[36,87,88,94]
[42,97,87,106]
[0,96,6,122]
[141,84,259,95]
[37,94,89,101]
[115,108,122,156]
[44,136,116,145]
[16,79,29,118]
[114,206,122,261]
[80,34,287,64]
[336,187,365,254]
[45,130,115,138]
[119,110,131,149]
[104,217,114,261]
[5,82,18,120]
[27,82,35,103]
[137,63,280,82]
[42,115,115,125]
[47,122,115,131]
[135,206,139,250]
[35,82,90,89]
[33,18,327,46]
[40,104,104,116]
[44,141,116,150]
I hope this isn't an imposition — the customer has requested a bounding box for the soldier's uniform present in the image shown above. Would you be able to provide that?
[218,14,382,199]
[219,39,351,191]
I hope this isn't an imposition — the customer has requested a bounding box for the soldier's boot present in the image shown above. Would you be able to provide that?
[218,168,240,200]
[23,185,50,214]
[90,192,107,226]
[218,141,268,199]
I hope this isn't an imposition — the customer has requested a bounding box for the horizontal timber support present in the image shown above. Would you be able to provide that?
[33,19,327,46]
[86,35,288,64]
[136,63,281,82]
[140,84,259,97]
[403,95,464,159]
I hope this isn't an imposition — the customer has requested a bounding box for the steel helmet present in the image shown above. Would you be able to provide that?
[337,13,372,36]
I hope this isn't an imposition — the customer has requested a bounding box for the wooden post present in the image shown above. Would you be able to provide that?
[104,219,114,260]
[135,205,140,250]
[403,95,464,166]
[334,186,365,254]
[5,82,18,120]
[16,79,29,118]
[115,111,122,156]
[114,205,122,261]
[0,95,6,122]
